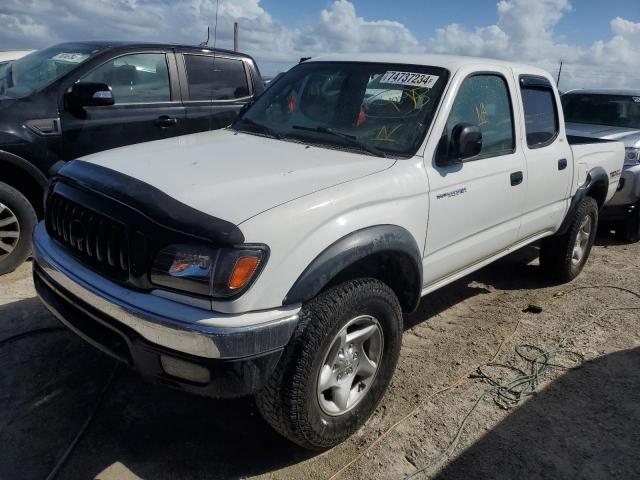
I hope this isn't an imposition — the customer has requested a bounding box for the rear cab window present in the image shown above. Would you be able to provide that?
[183,55,250,101]
[519,76,559,148]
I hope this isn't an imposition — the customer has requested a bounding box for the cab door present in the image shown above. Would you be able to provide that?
[177,52,254,134]
[60,50,184,160]
[515,74,573,238]
[422,67,527,287]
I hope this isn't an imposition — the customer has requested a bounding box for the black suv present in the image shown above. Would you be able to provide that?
[0,41,264,274]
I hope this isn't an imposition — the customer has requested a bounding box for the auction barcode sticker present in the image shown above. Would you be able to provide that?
[52,53,87,63]
[380,71,440,89]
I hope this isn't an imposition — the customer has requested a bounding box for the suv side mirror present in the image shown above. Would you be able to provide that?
[66,82,114,110]
[436,123,483,167]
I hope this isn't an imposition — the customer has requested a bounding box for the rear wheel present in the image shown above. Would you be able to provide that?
[256,278,402,450]
[540,196,598,282]
[0,182,37,275]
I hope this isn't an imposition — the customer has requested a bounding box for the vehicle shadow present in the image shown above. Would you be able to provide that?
[435,346,640,479]
[0,297,314,480]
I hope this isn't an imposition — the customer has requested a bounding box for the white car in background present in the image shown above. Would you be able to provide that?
[0,50,34,76]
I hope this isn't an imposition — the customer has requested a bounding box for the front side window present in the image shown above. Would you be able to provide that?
[80,53,171,104]
[233,61,449,157]
[562,93,640,129]
[184,55,249,101]
[0,43,108,99]
[444,74,514,159]
[521,83,559,148]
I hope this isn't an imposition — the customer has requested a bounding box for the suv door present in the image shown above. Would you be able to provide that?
[178,52,253,133]
[59,50,184,160]
[516,74,573,238]
[423,68,527,287]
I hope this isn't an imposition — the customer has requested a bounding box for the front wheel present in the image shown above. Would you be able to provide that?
[256,278,403,450]
[0,182,37,275]
[539,196,598,282]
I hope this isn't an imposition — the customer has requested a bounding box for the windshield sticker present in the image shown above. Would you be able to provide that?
[51,53,87,63]
[380,71,439,89]
[633,97,640,103]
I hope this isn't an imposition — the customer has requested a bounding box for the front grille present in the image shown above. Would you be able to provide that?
[46,193,129,277]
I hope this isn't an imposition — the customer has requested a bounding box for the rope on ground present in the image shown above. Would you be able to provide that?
[405,345,585,479]
[45,363,120,480]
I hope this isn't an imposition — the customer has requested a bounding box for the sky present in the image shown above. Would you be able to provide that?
[1,0,639,89]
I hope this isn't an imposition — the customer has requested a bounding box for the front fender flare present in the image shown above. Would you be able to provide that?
[283,224,423,309]
[0,150,48,188]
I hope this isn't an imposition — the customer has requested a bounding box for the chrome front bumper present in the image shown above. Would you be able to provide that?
[32,222,299,360]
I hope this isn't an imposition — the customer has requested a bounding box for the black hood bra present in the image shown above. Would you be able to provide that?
[54,160,245,245]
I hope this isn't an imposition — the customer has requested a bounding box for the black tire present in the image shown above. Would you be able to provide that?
[0,181,37,275]
[539,196,598,282]
[614,208,640,243]
[256,278,403,450]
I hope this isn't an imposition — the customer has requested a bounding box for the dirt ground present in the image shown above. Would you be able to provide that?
[1,232,639,480]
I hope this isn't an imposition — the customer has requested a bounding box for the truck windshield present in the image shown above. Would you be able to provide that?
[0,43,107,99]
[562,93,640,129]
[233,61,449,157]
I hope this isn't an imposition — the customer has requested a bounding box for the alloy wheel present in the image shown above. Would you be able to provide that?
[0,202,20,260]
[316,315,383,416]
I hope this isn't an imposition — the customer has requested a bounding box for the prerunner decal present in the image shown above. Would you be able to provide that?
[380,71,440,89]
[633,97,640,103]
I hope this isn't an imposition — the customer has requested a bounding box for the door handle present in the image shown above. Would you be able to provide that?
[510,171,524,186]
[156,115,178,128]
[558,158,567,170]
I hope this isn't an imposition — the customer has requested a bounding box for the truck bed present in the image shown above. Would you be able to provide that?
[569,139,625,204]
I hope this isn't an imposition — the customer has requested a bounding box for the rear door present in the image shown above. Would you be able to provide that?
[177,52,253,134]
[515,74,573,238]
[423,67,527,286]
[60,49,184,160]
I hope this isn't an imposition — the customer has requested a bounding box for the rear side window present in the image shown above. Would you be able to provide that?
[520,77,559,148]
[445,74,515,159]
[80,53,171,104]
[184,55,249,101]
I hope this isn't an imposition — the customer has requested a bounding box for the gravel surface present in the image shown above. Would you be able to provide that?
[1,232,639,480]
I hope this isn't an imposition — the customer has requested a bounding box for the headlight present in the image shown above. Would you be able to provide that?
[150,244,268,297]
[625,147,640,166]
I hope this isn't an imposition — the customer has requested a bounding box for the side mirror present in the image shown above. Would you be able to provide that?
[436,123,483,167]
[66,82,114,110]
[451,123,482,161]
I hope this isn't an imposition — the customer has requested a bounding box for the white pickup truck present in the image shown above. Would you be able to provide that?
[32,54,624,449]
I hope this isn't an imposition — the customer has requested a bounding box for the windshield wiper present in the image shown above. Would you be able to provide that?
[291,125,387,158]
[233,117,282,139]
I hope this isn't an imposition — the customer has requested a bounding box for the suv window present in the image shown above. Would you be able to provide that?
[184,55,249,101]
[80,53,171,104]
[521,84,558,148]
[445,74,514,159]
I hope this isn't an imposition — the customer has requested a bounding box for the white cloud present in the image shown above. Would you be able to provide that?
[427,0,640,89]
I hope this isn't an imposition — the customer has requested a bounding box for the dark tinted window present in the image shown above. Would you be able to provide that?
[445,74,514,158]
[521,86,558,147]
[184,55,249,101]
[562,93,640,129]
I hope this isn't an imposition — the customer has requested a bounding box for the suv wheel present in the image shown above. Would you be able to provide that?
[539,196,598,282]
[256,278,402,450]
[0,182,37,275]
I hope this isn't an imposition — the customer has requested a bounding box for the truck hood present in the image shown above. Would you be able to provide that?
[566,122,640,148]
[80,129,395,225]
